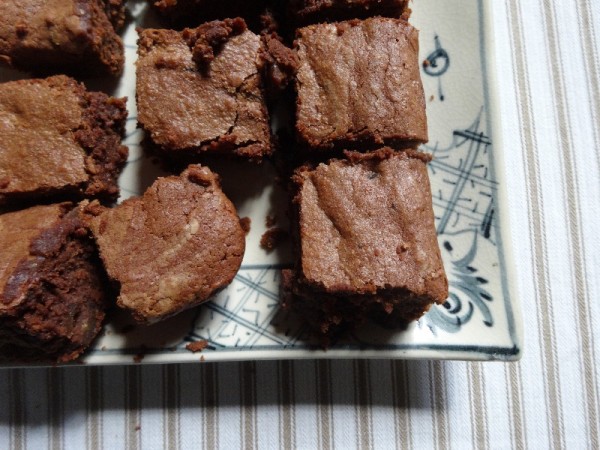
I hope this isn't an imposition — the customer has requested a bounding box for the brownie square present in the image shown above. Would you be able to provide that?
[0,0,124,76]
[136,19,273,160]
[0,75,129,206]
[295,17,427,152]
[283,149,447,342]
[0,203,107,362]
[289,0,409,25]
[85,165,246,323]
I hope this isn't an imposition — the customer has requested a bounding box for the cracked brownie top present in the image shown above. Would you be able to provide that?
[136,19,272,160]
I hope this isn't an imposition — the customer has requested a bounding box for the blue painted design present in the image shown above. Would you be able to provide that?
[427,231,493,332]
[423,34,450,100]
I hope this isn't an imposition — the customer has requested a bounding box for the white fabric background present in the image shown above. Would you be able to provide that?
[1,1,599,448]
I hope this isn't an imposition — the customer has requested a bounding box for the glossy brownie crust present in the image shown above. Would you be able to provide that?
[136,19,272,160]
[0,0,124,75]
[289,0,409,25]
[283,149,447,343]
[295,18,427,152]
[86,165,246,323]
[0,203,107,362]
[0,76,128,206]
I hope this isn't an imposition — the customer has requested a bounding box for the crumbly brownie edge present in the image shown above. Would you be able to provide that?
[289,0,410,25]
[75,91,128,203]
[84,0,125,75]
[0,207,108,363]
[101,0,127,31]
[282,269,437,345]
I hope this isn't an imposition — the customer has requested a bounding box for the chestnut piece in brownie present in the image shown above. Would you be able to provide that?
[0,0,124,76]
[0,76,128,207]
[283,149,447,343]
[295,17,427,152]
[289,0,409,25]
[0,203,107,363]
[85,165,246,323]
[137,19,272,160]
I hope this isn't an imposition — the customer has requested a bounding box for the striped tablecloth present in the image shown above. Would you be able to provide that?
[1,1,599,448]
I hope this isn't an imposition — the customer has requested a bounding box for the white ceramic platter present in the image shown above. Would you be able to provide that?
[0,0,522,365]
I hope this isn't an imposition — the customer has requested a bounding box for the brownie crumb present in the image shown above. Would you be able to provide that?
[260,33,298,90]
[265,214,277,228]
[240,217,251,234]
[186,340,209,353]
[183,18,247,67]
[260,227,288,252]
[186,166,215,186]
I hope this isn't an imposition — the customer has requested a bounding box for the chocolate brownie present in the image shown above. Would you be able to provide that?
[289,0,410,25]
[283,149,447,343]
[85,165,246,323]
[0,0,124,76]
[151,0,271,31]
[295,17,427,152]
[0,75,128,206]
[0,203,107,362]
[136,19,272,160]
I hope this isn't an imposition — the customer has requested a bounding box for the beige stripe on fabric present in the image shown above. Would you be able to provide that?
[468,363,488,450]
[48,369,63,450]
[506,364,526,450]
[316,361,332,450]
[201,363,219,450]
[86,368,102,450]
[577,0,600,173]
[240,361,257,450]
[429,361,449,450]
[503,4,541,449]
[544,1,600,447]
[162,365,180,449]
[391,361,411,450]
[125,366,141,450]
[278,360,296,450]
[509,2,565,447]
[9,369,25,450]
[354,360,373,450]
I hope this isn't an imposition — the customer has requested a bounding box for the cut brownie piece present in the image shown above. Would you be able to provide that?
[0,75,128,206]
[85,165,246,323]
[295,17,427,152]
[283,149,447,343]
[289,0,410,25]
[0,0,124,76]
[137,19,272,160]
[0,203,108,363]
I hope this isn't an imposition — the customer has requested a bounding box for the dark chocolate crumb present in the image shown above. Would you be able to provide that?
[239,217,251,234]
[183,18,247,67]
[186,340,209,353]
[265,214,277,228]
[260,227,288,252]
